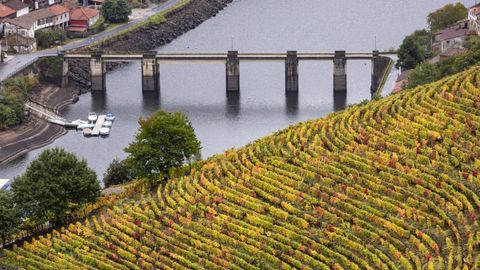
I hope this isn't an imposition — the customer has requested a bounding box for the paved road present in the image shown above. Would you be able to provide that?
[0,0,180,82]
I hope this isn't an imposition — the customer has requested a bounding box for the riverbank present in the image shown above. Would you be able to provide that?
[69,0,233,87]
[0,0,233,169]
[0,83,78,166]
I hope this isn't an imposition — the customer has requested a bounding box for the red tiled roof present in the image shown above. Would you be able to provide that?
[396,70,413,83]
[70,7,99,20]
[0,3,15,18]
[48,4,69,15]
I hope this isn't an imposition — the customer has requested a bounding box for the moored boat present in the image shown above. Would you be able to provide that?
[105,112,116,121]
[102,120,113,128]
[83,128,92,137]
[99,127,110,136]
[87,112,98,123]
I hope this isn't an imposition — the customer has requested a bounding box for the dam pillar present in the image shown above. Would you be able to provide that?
[60,54,69,87]
[142,52,159,92]
[90,52,106,91]
[333,50,347,92]
[285,51,299,92]
[226,50,240,92]
[371,50,381,93]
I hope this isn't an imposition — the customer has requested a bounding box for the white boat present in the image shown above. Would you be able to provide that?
[99,127,110,136]
[87,112,98,123]
[105,112,115,121]
[102,120,113,127]
[77,123,95,130]
[83,128,92,137]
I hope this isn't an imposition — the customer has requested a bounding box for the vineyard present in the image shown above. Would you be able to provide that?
[2,66,480,269]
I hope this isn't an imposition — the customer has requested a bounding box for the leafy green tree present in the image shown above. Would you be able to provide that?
[427,3,467,33]
[406,61,441,89]
[0,190,21,246]
[0,76,38,130]
[396,35,427,70]
[11,148,100,226]
[103,158,132,188]
[101,0,132,23]
[125,110,201,179]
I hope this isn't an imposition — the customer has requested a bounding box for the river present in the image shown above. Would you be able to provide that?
[0,0,473,181]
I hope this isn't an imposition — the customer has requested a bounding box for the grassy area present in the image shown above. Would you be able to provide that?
[2,65,480,268]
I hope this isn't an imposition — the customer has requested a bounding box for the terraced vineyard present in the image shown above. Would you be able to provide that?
[3,67,480,269]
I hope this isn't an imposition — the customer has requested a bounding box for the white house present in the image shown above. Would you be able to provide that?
[432,20,475,53]
[48,4,69,28]
[4,6,68,38]
[468,3,480,35]
[4,9,54,38]
[4,0,29,18]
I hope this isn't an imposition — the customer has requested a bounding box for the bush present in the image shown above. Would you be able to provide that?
[102,0,132,23]
[406,62,441,89]
[103,158,133,188]
[11,148,100,226]
[35,28,66,49]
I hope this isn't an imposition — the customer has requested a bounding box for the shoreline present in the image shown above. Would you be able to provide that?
[0,0,234,170]
[0,84,78,167]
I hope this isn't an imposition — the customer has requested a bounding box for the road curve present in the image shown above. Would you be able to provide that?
[0,0,180,82]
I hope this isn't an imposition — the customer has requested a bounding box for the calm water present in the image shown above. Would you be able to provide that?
[0,0,473,181]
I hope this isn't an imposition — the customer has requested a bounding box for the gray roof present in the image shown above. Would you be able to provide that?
[5,8,53,29]
[4,0,29,11]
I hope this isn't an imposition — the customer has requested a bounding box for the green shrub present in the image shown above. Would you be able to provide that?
[35,28,67,49]
[103,158,133,188]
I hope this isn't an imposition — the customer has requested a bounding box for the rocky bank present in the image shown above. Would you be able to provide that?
[68,0,233,87]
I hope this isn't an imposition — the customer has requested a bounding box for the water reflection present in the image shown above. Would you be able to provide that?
[226,92,240,118]
[142,91,161,112]
[285,91,299,117]
[91,91,107,112]
[333,92,347,111]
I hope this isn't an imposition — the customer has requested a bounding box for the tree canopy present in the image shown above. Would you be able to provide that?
[11,148,100,226]
[0,190,21,246]
[427,3,467,33]
[101,0,132,23]
[125,110,201,179]
[103,158,132,188]
[396,35,427,70]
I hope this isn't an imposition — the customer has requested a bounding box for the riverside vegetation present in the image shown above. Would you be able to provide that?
[0,76,38,130]
[1,64,480,269]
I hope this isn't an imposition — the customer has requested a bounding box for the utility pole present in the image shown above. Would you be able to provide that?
[374,36,377,51]
[231,35,234,51]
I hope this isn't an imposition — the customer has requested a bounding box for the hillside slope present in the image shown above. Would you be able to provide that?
[3,67,480,269]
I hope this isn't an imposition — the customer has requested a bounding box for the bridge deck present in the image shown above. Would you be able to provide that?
[63,52,389,62]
